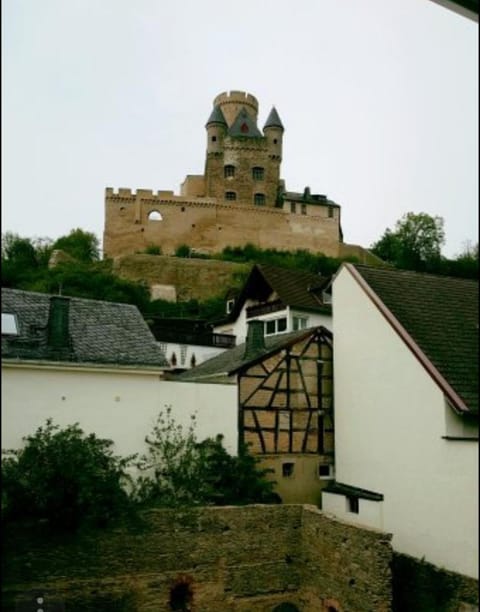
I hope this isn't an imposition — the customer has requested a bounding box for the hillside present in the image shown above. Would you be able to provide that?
[112,254,250,302]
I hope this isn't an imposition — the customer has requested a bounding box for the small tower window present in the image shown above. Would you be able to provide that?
[328,206,334,218]
[252,167,264,180]
[290,202,296,214]
[301,204,307,215]
[273,138,278,144]
[241,123,249,133]
[254,193,266,206]
[224,165,235,178]
[225,191,237,201]
[211,136,217,142]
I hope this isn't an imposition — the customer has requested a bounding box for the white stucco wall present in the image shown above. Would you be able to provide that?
[326,265,478,579]
[1,364,238,463]
[322,492,384,531]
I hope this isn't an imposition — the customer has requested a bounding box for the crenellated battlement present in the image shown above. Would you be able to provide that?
[213,90,259,126]
[106,188,176,198]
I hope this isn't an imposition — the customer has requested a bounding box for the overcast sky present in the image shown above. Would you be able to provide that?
[2,0,478,258]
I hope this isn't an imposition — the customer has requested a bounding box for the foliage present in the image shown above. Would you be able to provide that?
[144,244,162,255]
[1,419,135,530]
[135,407,279,507]
[144,295,226,321]
[215,243,356,276]
[371,212,445,270]
[175,244,191,258]
[52,228,100,263]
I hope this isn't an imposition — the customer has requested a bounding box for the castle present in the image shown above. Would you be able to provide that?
[104,91,368,260]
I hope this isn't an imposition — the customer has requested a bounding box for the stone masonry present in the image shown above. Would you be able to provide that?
[3,505,393,612]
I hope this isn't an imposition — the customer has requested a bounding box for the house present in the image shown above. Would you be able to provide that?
[179,321,334,505]
[147,317,235,371]
[214,263,333,344]
[1,288,238,459]
[322,264,478,580]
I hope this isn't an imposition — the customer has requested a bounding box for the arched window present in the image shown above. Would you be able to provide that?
[224,165,235,178]
[254,193,266,206]
[252,167,264,180]
[148,210,163,221]
[225,191,237,201]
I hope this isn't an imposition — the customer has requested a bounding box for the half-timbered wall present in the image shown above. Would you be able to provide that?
[238,329,334,505]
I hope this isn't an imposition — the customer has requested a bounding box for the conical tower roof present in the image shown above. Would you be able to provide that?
[206,105,227,127]
[263,106,284,130]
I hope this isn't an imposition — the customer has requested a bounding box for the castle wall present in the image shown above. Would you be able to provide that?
[104,189,342,259]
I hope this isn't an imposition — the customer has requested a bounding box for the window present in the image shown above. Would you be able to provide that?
[273,138,278,144]
[322,291,332,304]
[148,210,163,221]
[254,193,266,206]
[282,462,295,478]
[1,313,18,336]
[211,135,217,142]
[225,191,237,201]
[226,299,235,313]
[252,167,264,180]
[328,206,334,218]
[224,165,235,178]
[301,204,307,215]
[347,496,359,514]
[292,316,308,331]
[318,464,333,479]
[290,202,296,214]
[265,317,287,336]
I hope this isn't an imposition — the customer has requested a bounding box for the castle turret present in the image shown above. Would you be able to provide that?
[206,105,227,154]
[214,91,259,127]
[263,106,284,162]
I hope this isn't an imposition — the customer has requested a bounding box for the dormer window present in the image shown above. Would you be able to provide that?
[225,191,237,201]
[224,165,235,178]
[226,299,235,314]
[254,193,266,206]
[252,167,264,181]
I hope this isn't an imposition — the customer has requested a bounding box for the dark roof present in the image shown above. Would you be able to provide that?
[263,106,284,130]
[323,481,384,501]
[228,108,263,138]
[176,326,331,382]
[216,264,332,326]
[351,265,479,414]
[206,105,227,127]
[282,190,340,208]
[1,288,169,368]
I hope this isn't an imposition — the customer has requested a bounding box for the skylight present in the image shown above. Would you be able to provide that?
[1,313,19,336]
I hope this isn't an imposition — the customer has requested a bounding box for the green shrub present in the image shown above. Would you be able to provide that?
[2,419,135,531]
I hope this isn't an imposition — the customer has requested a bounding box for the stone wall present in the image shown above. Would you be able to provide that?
[111,254,250,302]
[103,190,343,259]
[2,505,393,612]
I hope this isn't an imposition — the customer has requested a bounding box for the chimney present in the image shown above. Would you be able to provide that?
[47,296,71,350]
[243,320,266,360]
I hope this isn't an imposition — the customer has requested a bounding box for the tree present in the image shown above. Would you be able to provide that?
[1,419,135,530]
[135,407,279,507]
[371,212,445,270]
[52,228,100,263]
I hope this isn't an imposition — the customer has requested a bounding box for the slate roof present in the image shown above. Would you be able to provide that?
[206,105,227,127]
[228,108,263,138]
[1,288,169,368]
[177,326,330,382]
[263,106,284,130]
[220,264,332,325]
[351,265,479,414]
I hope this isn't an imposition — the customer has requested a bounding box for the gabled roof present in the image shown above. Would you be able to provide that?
[263,106,284,130]
[1,288,169,368]
[219,264,332,324]
[228,108,263,138]
[176,326,331,383]
[347,264,479,415]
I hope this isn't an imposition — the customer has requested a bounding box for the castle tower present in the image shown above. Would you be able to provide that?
[204,91,284,207]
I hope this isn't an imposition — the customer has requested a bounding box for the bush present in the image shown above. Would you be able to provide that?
[135,407,279,507]
[1,419,135,530]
